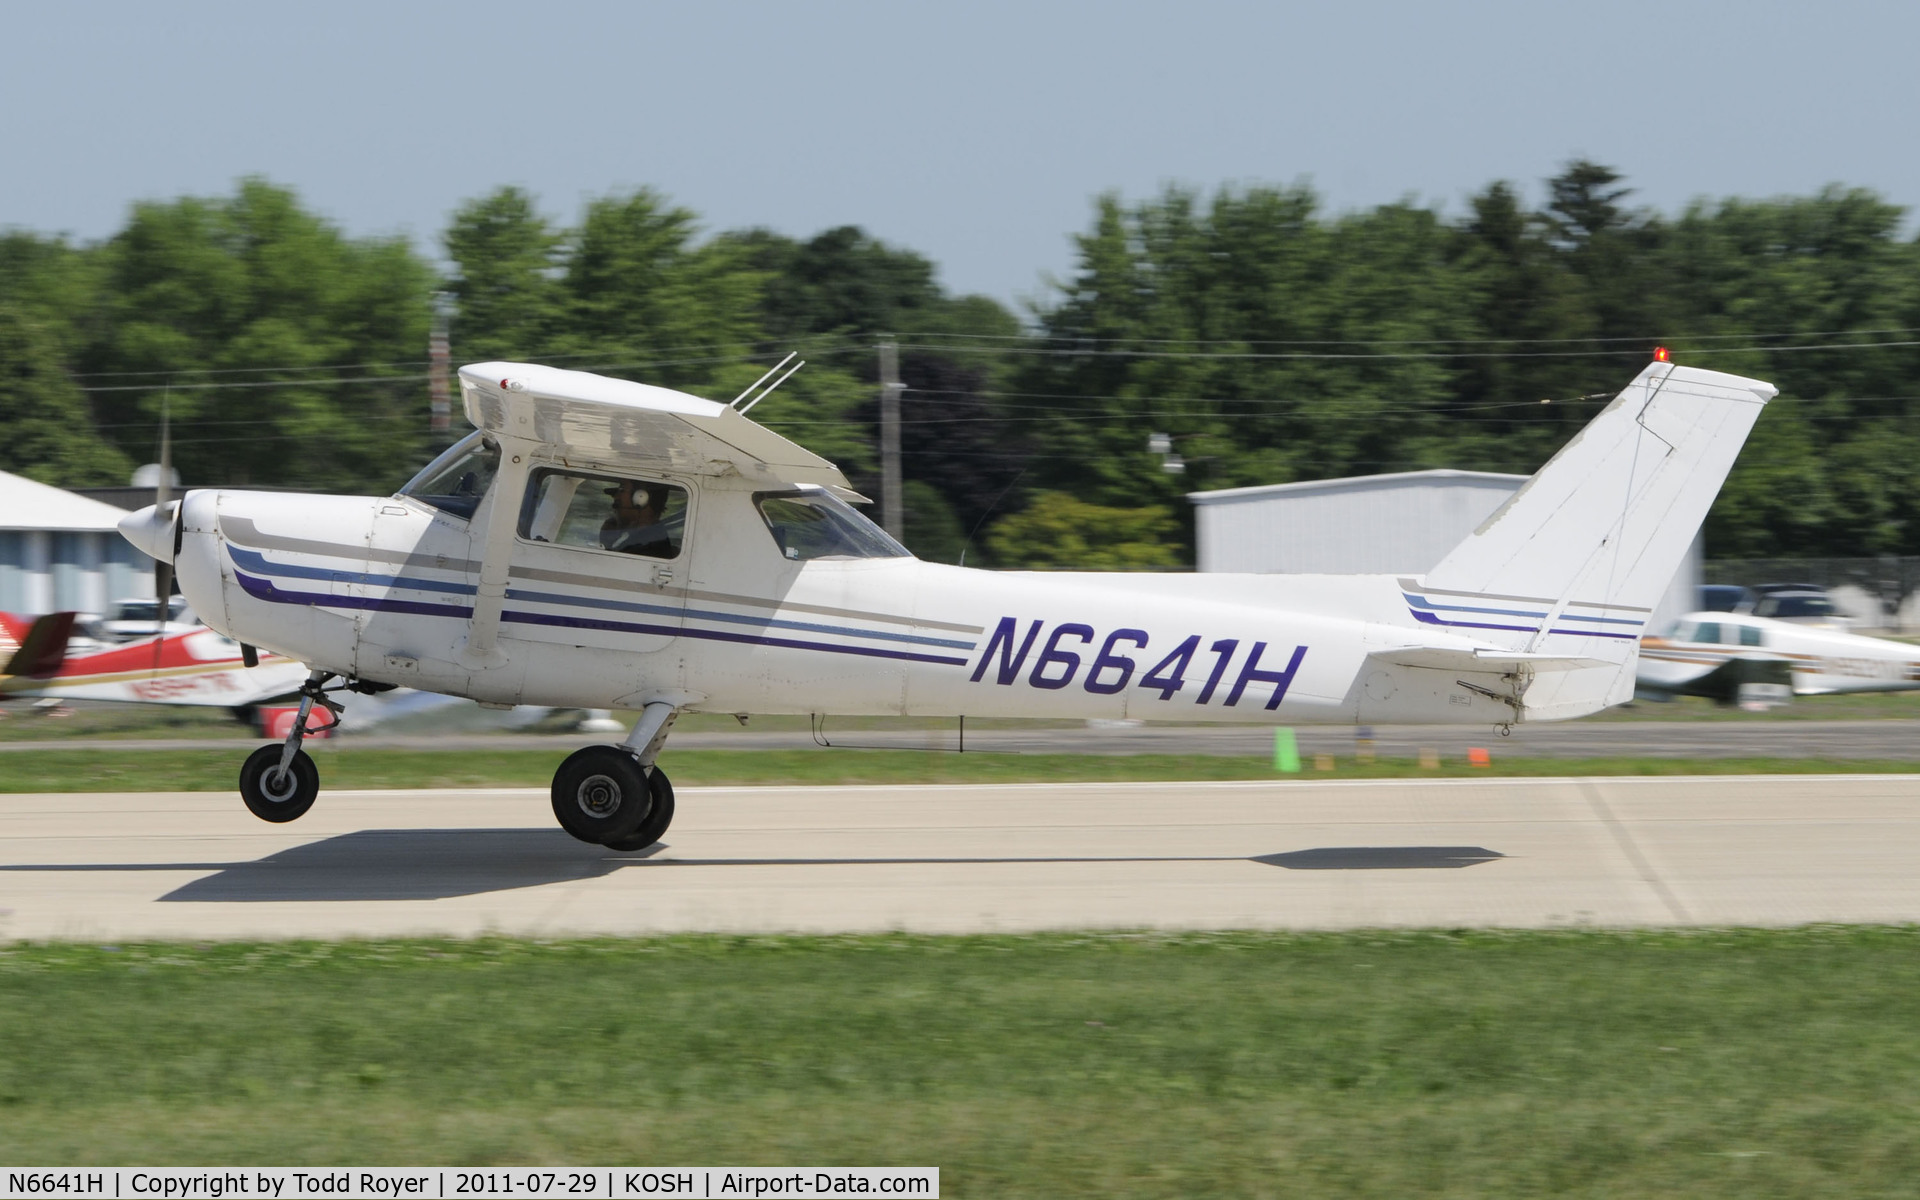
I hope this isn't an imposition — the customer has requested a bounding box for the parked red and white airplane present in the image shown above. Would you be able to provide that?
[1637,610,1920,706]
[118,355,1774,847]
[0,610,309,709]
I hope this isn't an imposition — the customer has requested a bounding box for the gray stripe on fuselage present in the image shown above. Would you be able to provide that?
[219,515,984,635]
[1396,576,1653,614]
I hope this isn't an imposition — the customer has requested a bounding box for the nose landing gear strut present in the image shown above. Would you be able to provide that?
[238,670,343,822]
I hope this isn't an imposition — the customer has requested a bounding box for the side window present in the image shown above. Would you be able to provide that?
[1739,625,1764,647]
[1694,622,1722,645]
[519,468,687,560]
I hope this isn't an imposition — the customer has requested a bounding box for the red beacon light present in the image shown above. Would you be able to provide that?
[1652,346,1670,362]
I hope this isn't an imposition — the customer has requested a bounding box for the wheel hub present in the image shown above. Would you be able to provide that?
[575,773,623,818]
[260,767,299,803]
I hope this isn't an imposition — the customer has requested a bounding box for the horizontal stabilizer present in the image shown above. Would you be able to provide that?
[1370,645,1612,672]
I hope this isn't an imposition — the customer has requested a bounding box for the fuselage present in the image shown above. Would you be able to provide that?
[166,481,1540,729]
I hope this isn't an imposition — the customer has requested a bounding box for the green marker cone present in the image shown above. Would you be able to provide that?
[1274,727,1300,773]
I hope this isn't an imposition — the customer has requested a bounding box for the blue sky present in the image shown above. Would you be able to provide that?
[5,0,1913,310]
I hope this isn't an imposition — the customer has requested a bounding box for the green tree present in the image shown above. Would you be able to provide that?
[443,187,565,361]
[0,307,131,486]
[556,190,764,388]
[83,179,436,492]
[983,491,1182,570]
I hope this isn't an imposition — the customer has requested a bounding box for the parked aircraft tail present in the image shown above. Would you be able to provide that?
[1399,361,1775,719]
[0,611,77,680]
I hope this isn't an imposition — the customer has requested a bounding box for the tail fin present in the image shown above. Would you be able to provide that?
[2,612,76,679]
[1411,361,1773,718]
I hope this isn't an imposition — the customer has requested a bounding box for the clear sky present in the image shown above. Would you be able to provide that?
[4,0,1913,311]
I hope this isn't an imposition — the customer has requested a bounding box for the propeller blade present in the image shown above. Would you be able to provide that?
[153,390,173,648]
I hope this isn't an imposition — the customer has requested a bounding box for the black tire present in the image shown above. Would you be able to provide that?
[551,745,652,844]
[603,766,675,852]
[239,744,319,823]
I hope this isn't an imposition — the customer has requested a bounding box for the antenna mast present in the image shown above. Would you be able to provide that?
[733,352,805,415]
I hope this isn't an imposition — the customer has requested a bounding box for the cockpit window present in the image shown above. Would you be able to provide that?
[399,432,500,521]
[520,468,687,560]
[754,490,911,561]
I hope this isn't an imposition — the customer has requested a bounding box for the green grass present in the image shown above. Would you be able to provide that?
[3,930,1920,1195]
[2,746,1920,792]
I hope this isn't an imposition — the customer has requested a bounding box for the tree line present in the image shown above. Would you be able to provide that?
[3,163,1917,564]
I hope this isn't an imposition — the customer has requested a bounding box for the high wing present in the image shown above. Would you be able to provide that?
[459,362,849,490]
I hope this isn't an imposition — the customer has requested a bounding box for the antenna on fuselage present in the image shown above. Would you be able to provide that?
[732,352,806,415]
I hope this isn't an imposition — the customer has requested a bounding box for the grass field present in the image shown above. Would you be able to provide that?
[3,745,1920,792]
[3,929,1919,1195]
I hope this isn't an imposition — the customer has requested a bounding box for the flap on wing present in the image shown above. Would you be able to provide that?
[1370,645,1612,672]
[458,362,848,488]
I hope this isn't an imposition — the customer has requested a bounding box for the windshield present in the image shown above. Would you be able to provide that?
[755,491,911,561]
[399,432,501,521]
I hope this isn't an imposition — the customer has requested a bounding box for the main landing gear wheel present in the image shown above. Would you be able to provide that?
[603,766,675,852]
[551,745,654,845]
[239,744,319,822]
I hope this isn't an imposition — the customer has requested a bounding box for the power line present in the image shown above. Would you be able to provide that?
[896,326,1920,348]
[893,339,1920,361]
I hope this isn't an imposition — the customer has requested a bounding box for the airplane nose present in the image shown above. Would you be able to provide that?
[118,503,176,563]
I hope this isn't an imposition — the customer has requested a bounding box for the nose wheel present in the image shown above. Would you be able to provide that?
[239,743,319,821]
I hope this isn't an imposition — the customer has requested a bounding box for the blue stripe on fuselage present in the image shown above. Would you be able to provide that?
[230,569,968,666]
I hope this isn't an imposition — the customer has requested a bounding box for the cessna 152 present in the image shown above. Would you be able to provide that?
[117,356,1775,850]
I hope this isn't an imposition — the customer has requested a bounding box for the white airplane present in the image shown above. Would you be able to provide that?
[1638,610,1920,705]
[117,356,1774,849]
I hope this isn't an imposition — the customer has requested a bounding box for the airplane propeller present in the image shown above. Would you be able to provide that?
[153,391,173,642]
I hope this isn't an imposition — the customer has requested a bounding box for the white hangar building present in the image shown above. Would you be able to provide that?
[0,470,156,616]
[1188,468,1699,633]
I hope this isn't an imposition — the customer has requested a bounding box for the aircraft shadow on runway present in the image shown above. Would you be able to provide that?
[3,833,1507,903]
[1254,847,1506,870]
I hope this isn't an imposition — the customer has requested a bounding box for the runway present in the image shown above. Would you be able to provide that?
[5,717,1919,758]
[4,775,1919,941]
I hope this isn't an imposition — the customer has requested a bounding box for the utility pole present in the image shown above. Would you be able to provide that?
[878,336,904,539]
[428,291,453,439]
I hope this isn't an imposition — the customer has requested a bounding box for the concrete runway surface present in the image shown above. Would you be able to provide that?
[2,776,1918,942]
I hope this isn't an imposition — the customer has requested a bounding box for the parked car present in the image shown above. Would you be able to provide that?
[1741,583,1847,626]
[1697,584,1751,612]
[97,596,198,642]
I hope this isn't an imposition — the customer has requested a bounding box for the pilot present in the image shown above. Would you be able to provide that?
[600,479,672,556]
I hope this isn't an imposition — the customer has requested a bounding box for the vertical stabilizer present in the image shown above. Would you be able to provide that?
[1413,362,1773,718]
